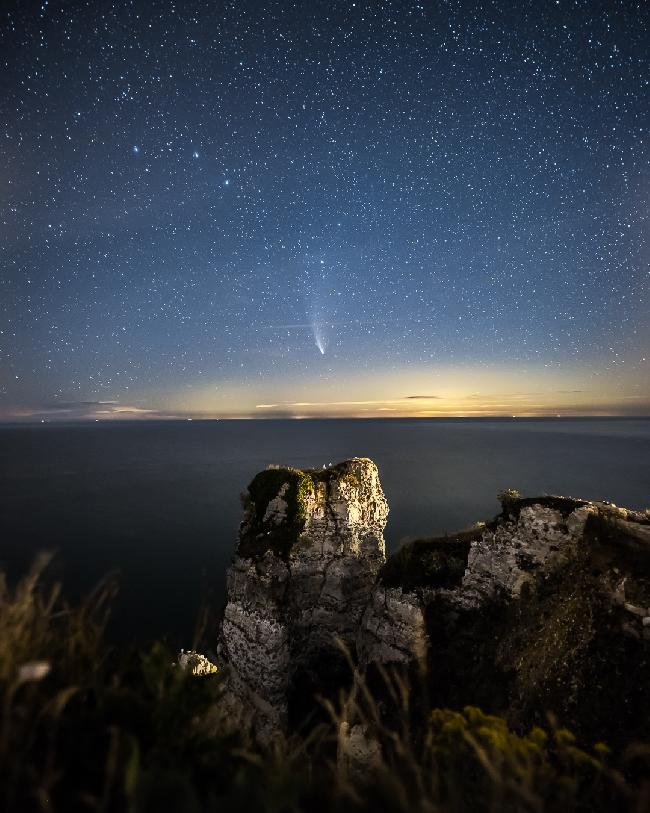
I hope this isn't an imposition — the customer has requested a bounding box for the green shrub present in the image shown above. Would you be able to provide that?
[497,488,522,508]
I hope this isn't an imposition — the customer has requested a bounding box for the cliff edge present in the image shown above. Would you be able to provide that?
[218,460,650,747]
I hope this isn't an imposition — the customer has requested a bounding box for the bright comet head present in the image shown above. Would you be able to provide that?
[312,321,328,355]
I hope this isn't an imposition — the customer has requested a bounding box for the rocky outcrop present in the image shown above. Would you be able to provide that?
[460,500,595,606]
[217,458,388,739]
[357,584,428,667]
[218,457,650,746]
[358,494,650,746]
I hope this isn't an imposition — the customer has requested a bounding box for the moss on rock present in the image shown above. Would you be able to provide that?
[380,525,485,592]
[501,493,590,520]
[238,467,316,561]
[236,460,370,562]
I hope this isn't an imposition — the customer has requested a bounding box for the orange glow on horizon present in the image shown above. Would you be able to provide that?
[2,362,649,422]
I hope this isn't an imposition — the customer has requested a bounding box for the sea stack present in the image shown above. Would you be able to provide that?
[217,458,388,739]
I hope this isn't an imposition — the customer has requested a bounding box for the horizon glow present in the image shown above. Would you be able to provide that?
[1,2,648,422]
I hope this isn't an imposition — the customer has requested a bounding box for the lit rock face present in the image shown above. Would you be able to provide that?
[218,458,388,739]
[218,459,650,745]
[358,495,650,745]
[459,500,596,606]
[358,498,601,668]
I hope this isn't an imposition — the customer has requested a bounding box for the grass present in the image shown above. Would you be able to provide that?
[1,556,650,812]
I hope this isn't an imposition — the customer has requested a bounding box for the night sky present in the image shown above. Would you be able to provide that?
[1,0,648,420]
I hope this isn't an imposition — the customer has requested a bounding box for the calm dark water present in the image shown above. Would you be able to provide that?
[1,418,648,644]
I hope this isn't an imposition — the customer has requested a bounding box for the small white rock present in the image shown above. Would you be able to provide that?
[17,661,51,683]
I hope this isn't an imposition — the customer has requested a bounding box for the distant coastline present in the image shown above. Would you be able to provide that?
[2,414,650,427]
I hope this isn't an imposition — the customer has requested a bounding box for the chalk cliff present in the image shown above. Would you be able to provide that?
[217,458,388,739]
[359,492,650,745]
[218,460,650,746]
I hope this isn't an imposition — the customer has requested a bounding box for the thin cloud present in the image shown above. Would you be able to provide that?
[100,406,155,414]
[0,401,161,422]
[257,319,376,330]
[42,400,119,410]
[405,395,441,400]
[256,398,432,409]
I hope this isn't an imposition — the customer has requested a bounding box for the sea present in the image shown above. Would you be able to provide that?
[1,418,648,645]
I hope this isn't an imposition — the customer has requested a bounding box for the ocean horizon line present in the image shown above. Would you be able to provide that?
[1,414,650,427]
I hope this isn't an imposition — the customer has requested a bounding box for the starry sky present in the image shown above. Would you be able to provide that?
[1,0,648,421]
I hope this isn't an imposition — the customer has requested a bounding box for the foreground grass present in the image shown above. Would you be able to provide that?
[1,556,649,812]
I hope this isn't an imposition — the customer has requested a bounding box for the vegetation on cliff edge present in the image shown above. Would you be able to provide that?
[239,461,366,561]
[2,556,650,812]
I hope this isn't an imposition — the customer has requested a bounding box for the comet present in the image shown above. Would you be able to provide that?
[312,320,327,355]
